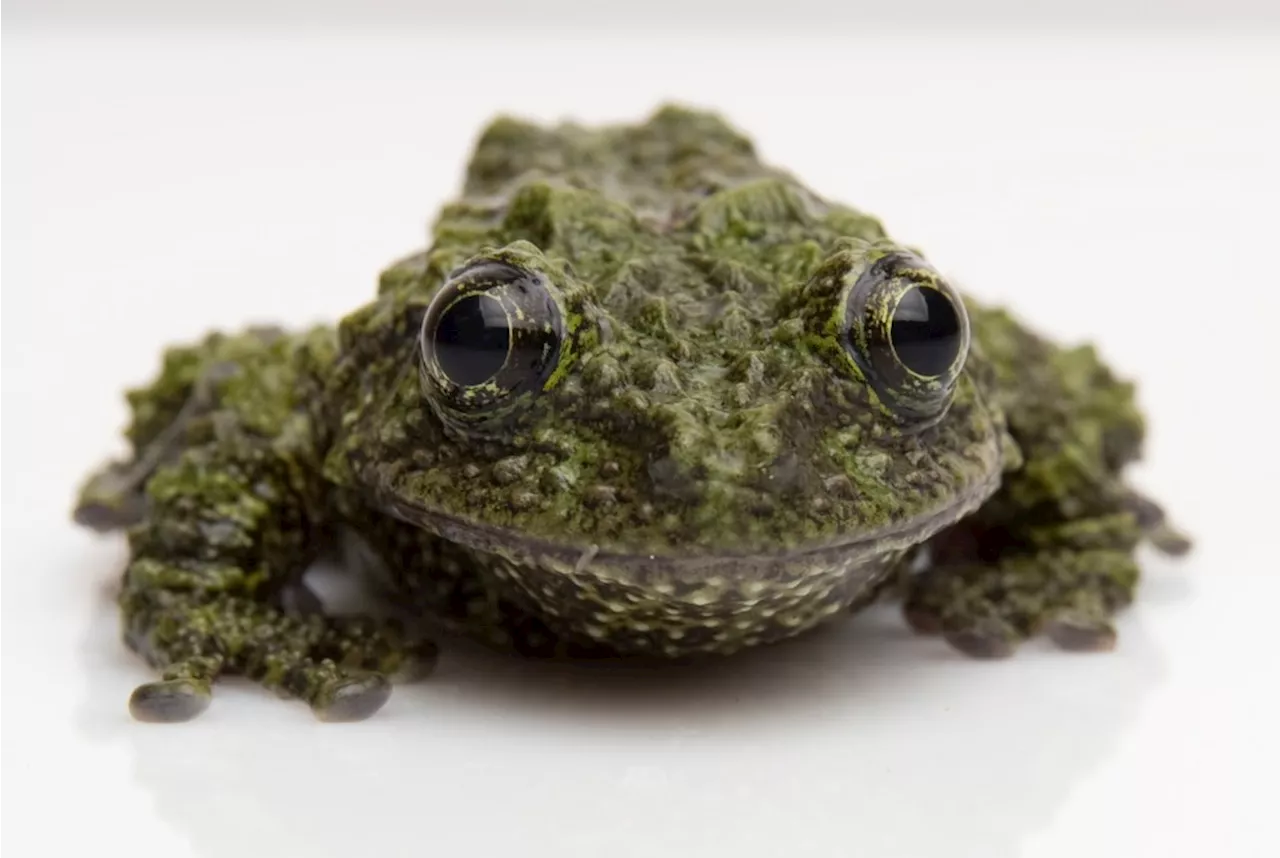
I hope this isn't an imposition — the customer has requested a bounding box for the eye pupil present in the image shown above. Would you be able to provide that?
[435,293,510,386]
[890,286,962,377]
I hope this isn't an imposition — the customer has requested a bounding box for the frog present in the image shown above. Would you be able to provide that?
[73,104,1190,723]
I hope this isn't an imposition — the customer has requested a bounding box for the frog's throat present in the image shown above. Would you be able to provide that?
[376,463,1002,583]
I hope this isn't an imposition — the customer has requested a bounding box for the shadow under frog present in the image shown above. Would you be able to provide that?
[74,536,1179,858]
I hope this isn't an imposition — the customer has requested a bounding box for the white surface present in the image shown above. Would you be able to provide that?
[7,0,1279,32]
[3,30,1279,858]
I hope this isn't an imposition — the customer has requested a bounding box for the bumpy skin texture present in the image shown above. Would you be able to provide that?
[74,105,1188,721]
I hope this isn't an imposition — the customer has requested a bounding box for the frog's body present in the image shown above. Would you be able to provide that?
[74,106,1187,722]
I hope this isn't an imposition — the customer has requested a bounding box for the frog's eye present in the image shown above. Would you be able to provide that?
[842,251,970,424]
[419,259,564,426]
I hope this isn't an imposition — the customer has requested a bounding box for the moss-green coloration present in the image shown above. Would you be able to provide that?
[74,104,1189,721]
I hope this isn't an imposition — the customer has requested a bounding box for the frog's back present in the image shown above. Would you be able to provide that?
[461,105,774,207]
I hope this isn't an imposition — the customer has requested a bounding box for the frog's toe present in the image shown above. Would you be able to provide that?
[942,617,1019,659]
[330,617,441,683]
[903,604,945,635]
[129,679,213,723]
[1122,491,1193,557]
[1044,609,1118,652]
[386,638,441,682]
[311,671,392,722]
[1148,523,1193,557]
[74,460,147,532]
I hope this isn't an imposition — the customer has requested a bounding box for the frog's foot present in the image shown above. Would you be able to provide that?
[74,460,149,532]
[1122,489,1194,557]
[124,591,439,722]
[903,543,1140,658]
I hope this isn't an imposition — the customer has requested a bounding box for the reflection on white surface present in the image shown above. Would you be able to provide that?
[73,538,1170,858]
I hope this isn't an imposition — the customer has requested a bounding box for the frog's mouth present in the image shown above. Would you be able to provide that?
[376,459,1002,582]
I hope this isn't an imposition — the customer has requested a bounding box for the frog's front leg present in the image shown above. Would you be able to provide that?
[902,495,1188,657]
[108,440,435,722]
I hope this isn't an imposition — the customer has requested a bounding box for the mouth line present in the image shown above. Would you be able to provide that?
[378,462,1001,575]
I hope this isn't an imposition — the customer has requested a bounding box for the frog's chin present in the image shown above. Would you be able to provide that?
[375,461,1002,580]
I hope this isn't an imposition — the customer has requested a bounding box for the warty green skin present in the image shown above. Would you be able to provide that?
[73,105,1189,721]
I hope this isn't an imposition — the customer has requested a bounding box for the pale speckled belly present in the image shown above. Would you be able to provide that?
[476,542,906,656]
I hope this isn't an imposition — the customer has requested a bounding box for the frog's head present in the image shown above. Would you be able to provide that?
[329,108,1010,571]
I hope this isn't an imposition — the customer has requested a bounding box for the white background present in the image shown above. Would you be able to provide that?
[4,12,1279,858]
